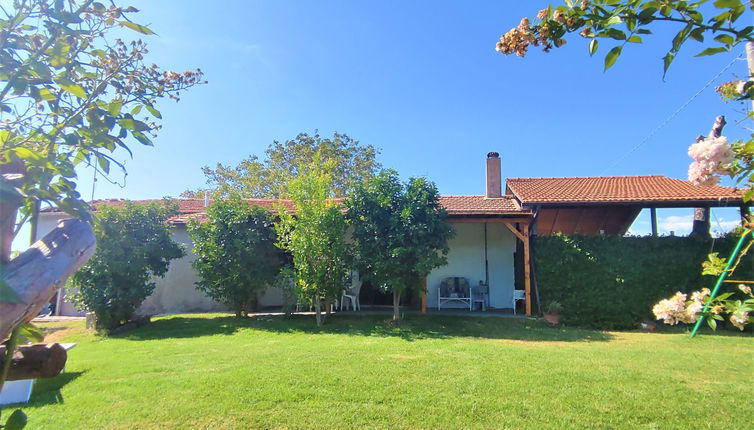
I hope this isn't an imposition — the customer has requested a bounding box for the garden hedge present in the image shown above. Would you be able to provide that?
[534,233,754,329]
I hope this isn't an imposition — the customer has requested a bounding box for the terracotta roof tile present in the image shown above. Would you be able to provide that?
[506,175,745,205]
[438,195,526,215]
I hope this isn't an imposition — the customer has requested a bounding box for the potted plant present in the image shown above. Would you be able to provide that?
[543,301,563,325]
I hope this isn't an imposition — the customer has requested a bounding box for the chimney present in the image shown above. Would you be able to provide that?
[485,152,502,198]
[204,190,210,207]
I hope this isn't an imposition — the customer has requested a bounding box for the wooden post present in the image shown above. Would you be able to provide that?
[740,205,750,224]
[421,278,427,314]
[522,224,532,316]
[650,207,658,237]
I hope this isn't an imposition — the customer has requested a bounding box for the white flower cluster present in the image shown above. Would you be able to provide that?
[687,136,733,186]
[652,288,711,325]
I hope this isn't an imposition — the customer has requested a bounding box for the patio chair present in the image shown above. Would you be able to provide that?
[340,271,362,311]
[472,283,489,311]
[512,289,525,315]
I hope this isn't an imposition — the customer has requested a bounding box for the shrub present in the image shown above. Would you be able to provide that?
[534,234,753,330]
[189,200,284,317]
[70,201,185,332]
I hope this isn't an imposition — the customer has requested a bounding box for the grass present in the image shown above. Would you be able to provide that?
[4,313,752,429]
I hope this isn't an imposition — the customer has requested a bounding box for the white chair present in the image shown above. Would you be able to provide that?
[472,283,489,312]
[340,271,362,311]
[512,290,525,315]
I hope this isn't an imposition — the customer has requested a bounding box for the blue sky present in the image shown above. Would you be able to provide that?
[73,1,752,236]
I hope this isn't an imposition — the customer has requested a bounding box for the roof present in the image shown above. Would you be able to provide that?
[41,195,529,224]
[506,175,745,206]
[438,195,525,215]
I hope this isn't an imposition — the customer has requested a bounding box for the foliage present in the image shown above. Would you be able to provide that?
[534,233,754,329]
[69,201,184,331]
[0,0,204,235]
[182,132,381,199]
[497,1,753,74]
[545,301,564,314]
[188,200,283,317]
[275,154,351,326]
[346,169,454,321]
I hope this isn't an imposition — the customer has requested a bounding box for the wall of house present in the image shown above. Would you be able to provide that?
[426,222,516,310]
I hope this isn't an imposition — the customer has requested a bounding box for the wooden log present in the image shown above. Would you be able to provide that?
[0,218,96,341]
[0,343,67,381]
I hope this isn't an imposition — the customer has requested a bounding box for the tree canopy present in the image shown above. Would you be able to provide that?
[275,154,351,326]
[346,170,454,321]
[70,201,184,331]
[189,200,284,317]
[182,132,381,199]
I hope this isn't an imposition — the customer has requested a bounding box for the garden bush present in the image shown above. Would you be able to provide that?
[70,201,185,332]
[534,233,753,329]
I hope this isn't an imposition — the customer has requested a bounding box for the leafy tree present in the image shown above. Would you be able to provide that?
[496,1,753,73]
[188,200,284,317]
[0,0,204,259]
[70,201,185,331]
[182,132,381,199]
[346,170,454,321]
[275,155,351,326]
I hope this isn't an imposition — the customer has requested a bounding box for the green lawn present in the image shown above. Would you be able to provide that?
[5,314,752,429]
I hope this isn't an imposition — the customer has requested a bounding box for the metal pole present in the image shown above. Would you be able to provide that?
[690,229,752,337]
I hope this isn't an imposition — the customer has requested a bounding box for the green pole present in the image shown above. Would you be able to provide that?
[690,229,752,338]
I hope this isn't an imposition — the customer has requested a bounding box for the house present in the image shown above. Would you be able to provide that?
[37,152,747,317]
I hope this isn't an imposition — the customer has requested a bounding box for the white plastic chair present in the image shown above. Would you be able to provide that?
[340,271,362,311]
[512,290,525,315]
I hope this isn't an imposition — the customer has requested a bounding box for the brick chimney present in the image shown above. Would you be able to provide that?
[485,152,502,198]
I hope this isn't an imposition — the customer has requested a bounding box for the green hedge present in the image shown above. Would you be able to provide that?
[534,234,753,330]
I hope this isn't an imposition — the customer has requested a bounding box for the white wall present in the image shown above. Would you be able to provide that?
[426,222,516,310]
[139,226,226,315]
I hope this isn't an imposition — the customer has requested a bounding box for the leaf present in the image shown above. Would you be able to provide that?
[714,34,735,46]
[589,39,598,56]
[108,99,123,116]
[604,16,622,26]
[0,279,24,304]
[663,52,675,75]
[713,0,742,8]
[145,104,161,119]
[58,82,87,99]
[4,409,28,430]
[39,88,57,101]
[707,317,717,330]
[604,45,622,71]
[695,47,729,57]
[627,35,642,43]
[119,21,156,35]
[18,322,45,343]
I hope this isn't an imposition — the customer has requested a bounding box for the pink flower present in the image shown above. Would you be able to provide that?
[687,136,733,185]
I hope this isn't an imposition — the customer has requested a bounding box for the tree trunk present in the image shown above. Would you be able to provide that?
[690,207,711,239]
[689,116,725,239]
[0,219,96,341]
[0,343,68,381]
[314,299,323,327]
[392,290,401,321]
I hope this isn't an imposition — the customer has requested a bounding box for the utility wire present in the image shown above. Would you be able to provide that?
[600,54,745,175]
